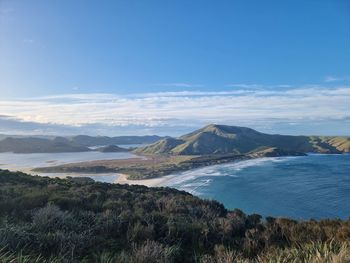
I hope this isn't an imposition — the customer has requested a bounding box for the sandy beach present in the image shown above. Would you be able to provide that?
[115,173,173,187]
[1,162,171,187]
[2,166,34,175]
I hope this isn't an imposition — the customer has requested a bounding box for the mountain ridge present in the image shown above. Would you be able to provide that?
[135,124,350,155]
[0,135,163,153]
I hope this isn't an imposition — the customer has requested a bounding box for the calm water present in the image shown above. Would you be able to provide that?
[0,150,140,183]
[164,154,350,220]
[0,151,138,168]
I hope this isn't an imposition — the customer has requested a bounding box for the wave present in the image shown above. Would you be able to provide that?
[162,156,296,189]
[222,156,293,171]
[177,179,213,195]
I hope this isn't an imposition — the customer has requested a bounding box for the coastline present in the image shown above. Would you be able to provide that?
[1,154,303,187]
[0,164,174,187]
[2,153,349,191]
[0,165,34,175]
[115,173,174,187]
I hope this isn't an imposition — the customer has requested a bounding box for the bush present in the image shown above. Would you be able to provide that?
[0,169,350,262]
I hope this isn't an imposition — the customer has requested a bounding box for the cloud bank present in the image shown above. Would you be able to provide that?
[1,86,350,136]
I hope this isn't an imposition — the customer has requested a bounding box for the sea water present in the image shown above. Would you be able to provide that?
[0,150,140,184]
[164,154,350,220]
[0,151,138,169]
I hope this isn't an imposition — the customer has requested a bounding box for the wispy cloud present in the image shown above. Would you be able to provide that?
[154,83,203,88]
[225,83,263,88]
[226,83,293,89]
[0,6,15,23]
[23,39,35,44]
[1,85,350,136]
[0,7,14,15]
[324,75,343,83]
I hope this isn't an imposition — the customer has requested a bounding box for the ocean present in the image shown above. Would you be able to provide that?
[163,154,350,220]
[1,151,349,219]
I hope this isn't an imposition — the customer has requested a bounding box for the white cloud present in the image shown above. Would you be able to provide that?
[0,86,350,135]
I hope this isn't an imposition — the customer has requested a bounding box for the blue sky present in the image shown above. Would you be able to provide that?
[0,0,350,136]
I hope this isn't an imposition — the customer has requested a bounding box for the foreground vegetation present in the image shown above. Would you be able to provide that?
[1,169,349,262]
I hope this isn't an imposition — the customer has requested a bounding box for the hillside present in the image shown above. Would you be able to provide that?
[0,169,349,262]
[70,134,163,146]
[136,124,350,155]
[0,137,90,153]
[0,135,162,153]
[95,144,129,152]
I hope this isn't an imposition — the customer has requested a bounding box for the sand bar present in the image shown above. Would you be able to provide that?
[115,173,174,187]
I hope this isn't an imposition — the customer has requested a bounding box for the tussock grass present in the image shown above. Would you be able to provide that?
[2,242,349,263]
[200,242,350,263]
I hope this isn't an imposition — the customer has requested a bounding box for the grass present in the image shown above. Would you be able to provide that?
[255,242,350,263]
[199,242,350,263]
[2,242,349,263]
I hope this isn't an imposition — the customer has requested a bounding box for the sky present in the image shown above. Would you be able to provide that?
[0,0,350,136]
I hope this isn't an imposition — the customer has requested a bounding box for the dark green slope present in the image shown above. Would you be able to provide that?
[136,124,350,155]
[1,169,349,262]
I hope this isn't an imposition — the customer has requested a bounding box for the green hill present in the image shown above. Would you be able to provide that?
[135,124,350,155]
[134,137,185,155]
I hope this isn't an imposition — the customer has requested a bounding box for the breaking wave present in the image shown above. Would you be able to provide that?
[161,156,294,193]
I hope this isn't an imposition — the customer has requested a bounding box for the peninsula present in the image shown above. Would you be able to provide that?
[33,124,350,180]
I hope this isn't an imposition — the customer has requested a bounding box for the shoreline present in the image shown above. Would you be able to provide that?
[1,155,302,187]
[0,164,175,187]
[115,173,175,187]
[2,153,348,189]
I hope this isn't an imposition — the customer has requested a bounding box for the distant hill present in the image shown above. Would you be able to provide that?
[0,134,55,140]
[135,124,350,155]
[0,135,163,153]
[0,137,90,153]
[70,135,163,146]
[95,145,129,152]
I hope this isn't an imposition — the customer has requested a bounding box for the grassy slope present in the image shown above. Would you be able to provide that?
[1,169,350,263]
[135,124,350,155]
